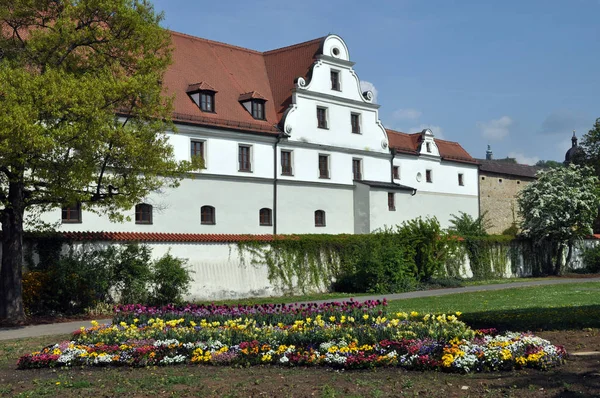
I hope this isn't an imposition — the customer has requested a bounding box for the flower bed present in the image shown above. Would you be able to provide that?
[17,302,567,372]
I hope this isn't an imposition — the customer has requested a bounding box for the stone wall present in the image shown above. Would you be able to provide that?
[479,173,535,234]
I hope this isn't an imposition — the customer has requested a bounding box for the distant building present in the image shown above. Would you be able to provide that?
[478,146,540,234]
[564,131,585,165]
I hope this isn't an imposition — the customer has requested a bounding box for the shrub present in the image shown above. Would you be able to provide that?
[581,243,600,273]
[149,252,193,305]
[112,244,153,304]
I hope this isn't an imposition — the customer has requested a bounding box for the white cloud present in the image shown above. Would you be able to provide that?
[359,80,378,103]
[477,116,513,141]
[508,151,539,166]
[393,108,422,120]
[411,124,444,139]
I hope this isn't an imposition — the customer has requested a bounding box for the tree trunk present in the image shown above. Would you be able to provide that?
[554,242,564,276]
[0,181,26,324]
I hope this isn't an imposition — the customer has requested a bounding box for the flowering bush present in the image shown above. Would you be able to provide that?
[18,302,567,372]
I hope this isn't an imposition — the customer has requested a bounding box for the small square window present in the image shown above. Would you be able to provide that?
[239,145,252,172]
[426,169,432,183]
[351,113,360,134]
[393,166,400,179]
[319,154,330,179]
[458,173,464,186]
[62,203,82,223]
[317,107,328,129]
[135,203,152,224]
[388,193,395,211]
[330,70,340,91]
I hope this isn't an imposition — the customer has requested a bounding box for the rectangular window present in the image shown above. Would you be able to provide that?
[426,142,431,153]
[239,145,252,172]
[251,101,265,120]
[200,92,214,112]
[351,113,361,134]
[281,150,293,176]
[388,193,395,211]
[458,173,464,186]
[352,158,362,181]
[393,166,400,179]
[330,70,340,91]
[191,140,205,161]
[62,203,82,223]
[426,169,432,183]
[318,155,329,179]
[317,107,328,129]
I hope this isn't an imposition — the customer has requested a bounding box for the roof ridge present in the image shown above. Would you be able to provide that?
[263,36,325,55]
[169,30,263,55]
[385,128,410,136]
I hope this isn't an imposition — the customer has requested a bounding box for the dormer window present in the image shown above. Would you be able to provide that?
[251,100,265,120]
[239,91,268,120]
[200,92,214,112]
[187,82,217,113]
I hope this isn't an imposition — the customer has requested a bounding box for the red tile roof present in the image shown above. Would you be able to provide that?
[386,129,478,165]
[165,31,323,134]
[59,232,282,243]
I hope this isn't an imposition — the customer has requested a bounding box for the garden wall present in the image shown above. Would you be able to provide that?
[17,235,598,301]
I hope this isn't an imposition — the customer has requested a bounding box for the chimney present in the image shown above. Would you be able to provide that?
[486,145,493,160]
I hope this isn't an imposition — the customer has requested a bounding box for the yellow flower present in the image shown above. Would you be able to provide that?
[363,314,369,320]
[306,317,312,323]
[190,321,197,327]
[410,311,419,317]
[133,318,139,324]
[120,322,127,328]
[56,382,61,385]
[455,311,462,316]
[91,320,99,327]
[329,316,336,322]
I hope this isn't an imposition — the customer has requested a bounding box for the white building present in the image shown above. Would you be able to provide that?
[45,32,479,235]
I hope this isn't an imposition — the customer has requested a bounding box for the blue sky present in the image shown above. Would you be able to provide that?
[151,0,600,164]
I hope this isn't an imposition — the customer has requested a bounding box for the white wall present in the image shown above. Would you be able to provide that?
[370,189,479,230]
[44,178,274,234]
[277,184,354,234]
[393,155,479,197]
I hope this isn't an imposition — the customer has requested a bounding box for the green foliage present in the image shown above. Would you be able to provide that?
[518,164,600,274]
[21,243,193,315]
[581,244,600,273]
[448,211,491,237]
[0,0,199,321]
[501,223,519,237]
[239,217,455,294]
[535,160,564,169]
[150,253,193,306]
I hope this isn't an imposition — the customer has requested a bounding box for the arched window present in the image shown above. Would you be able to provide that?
[135,203,152,224]
[314,210,326,227]
[259,208,272,226]
[201,205,216,225]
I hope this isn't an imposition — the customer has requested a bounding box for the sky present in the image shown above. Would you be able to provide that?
[151,0,600,164]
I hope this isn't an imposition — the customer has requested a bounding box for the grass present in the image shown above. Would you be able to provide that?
[191,275,598,306]
[387,282,600,331]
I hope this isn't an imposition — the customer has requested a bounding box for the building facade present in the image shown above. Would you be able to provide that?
[42,33,479,234]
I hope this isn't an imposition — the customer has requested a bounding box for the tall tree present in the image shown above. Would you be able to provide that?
[581,118,600,173]
[0,0,198,323]
[517,164,600,275]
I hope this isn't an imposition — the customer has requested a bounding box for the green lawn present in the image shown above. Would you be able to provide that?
[387,282,600,331]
